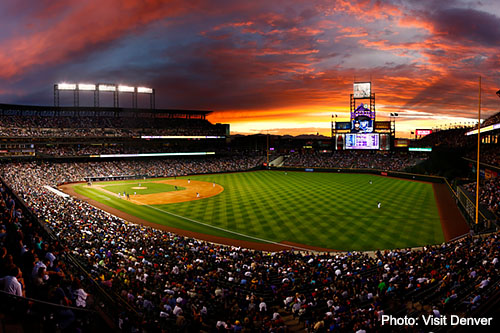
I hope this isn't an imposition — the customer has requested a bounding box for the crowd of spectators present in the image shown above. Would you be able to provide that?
[0,115,226,138]
[35,144,227,157]
[0,157,498,331]
[283,151,426,171]
[412,128,473,148]
[466,145,500,167]
[480,112,500,128]
[0,180,94,330]
[1,156,262,185]
[416,112,499,150]
[463,178,500,216]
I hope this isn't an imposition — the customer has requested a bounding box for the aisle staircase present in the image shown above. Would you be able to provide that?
[279,309,305,332]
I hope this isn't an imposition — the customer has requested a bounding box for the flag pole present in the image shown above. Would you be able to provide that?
[475,76,481,225]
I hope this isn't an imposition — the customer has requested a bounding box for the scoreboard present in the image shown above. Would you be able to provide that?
[345,133,380,150]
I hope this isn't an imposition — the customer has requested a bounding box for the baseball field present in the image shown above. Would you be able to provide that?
[63,170,452,251]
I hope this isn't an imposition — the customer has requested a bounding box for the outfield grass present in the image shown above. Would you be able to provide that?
[101,182,183,195]
[72,171,444,251]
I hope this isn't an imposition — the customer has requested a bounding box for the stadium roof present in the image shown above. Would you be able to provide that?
[0,103,212,117]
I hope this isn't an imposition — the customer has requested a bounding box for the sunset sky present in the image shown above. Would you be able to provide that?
[0,0,499,137]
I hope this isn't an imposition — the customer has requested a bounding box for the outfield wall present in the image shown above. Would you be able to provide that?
[271,166,495,232]
[272,166,443,183]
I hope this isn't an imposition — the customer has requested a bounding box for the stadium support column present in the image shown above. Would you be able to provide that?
[475,76,481,225]
[74,88,79,107]
[370,93,375,121]
[390,113,398,137]
[54,84,59,107]
[331,114,333,138]
[151,89,156,109]
[266,133,269,165]
[331,114,337,138]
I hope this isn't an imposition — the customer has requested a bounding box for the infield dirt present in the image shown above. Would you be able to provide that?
[90,179,224,205]
[60,176,467,252]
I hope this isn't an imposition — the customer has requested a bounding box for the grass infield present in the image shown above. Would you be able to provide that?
[72,171,444,251]
[101,182,184,195]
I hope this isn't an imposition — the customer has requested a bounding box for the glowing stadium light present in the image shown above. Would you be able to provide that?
[466,123,500,136]
[137,87,153,94]
[78,83,96,91]
[140,136,226,139]
[98,84,116,92]
[118,85,135,92]
[95,152,216,158]
[57,83,77,90]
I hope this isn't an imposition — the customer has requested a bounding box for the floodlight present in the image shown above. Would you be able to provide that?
[118,85,135,92]
[137,87,153,94]
[98,84,116,92]
[57,83,77,90]
[78,83,96,91]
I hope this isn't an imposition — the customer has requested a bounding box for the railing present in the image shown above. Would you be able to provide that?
[0,284,102,332]
[0,177,131,331]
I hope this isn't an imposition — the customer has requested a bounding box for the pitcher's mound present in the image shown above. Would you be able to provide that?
[132,179,224,205]
[132,187,147,190]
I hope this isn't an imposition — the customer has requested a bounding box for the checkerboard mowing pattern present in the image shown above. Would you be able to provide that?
[73,170,444,251]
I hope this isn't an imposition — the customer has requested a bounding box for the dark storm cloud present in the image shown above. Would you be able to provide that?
[429,7,500,46]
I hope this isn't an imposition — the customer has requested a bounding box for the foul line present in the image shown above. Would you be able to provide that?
[142,204,316,252]
[43,185,70,198]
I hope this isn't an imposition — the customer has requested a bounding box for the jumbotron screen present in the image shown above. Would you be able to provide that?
[345,133,380,149]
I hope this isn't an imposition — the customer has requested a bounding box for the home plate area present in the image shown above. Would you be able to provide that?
[126,179,223,205]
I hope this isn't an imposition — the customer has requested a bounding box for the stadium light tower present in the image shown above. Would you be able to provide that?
[97,84,118,107]
[54,82,155,108]
[137,86,155,109]
[118,85,136,108]
[54,83,77,106]
[390,113,398,136]
[78,83,97,107]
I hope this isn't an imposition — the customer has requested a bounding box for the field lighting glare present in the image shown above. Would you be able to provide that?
[57,83,77,90]
[118,85,135,92]
[98,84,116,92]
[55,82,155,108]
[78,83,96,91]
[137,87,153,94]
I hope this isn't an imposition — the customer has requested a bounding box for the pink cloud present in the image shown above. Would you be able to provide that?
[0,0,194,79]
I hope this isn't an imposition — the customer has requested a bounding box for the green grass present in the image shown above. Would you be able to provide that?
[72,171,444,251]
[101,182,183,195]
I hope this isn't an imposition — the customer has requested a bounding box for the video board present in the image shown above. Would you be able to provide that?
[345,133,380,150]
[351,115,374,133]
[415,129,432,137]
[351,103,375,133]
[353,82,371,98]
[375,121,391,131]
[394,139,410,148]
[335,122,351,130]
[379,133,390,150]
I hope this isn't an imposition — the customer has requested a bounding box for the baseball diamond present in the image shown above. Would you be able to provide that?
[3,3,500,331]
[63,170,448,251]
